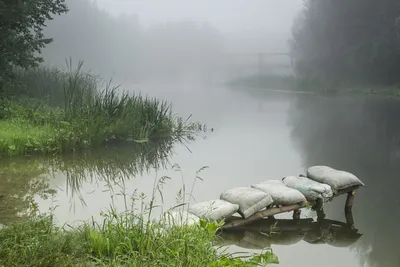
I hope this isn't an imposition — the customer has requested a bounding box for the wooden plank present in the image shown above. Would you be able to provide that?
[222,201,312,229]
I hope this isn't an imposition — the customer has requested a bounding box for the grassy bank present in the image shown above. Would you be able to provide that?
[0,62,204,156]
[228,74,400,97]
[0,210,278,267]
[0,162,279,266]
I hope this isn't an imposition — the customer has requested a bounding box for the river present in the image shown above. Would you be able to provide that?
[0,85,399,267]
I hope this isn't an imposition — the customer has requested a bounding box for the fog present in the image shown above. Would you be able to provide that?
[41,0,301,85]
[3,1,400,266]
[98,0,301,32]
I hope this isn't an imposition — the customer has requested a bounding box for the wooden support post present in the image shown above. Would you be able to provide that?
[293,209,301,220]
[314,199,326,221]
[345,208,355,229]
[345,191,356,212]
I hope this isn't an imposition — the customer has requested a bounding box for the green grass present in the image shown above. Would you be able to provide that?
[0,61,206,157]
[0,211,278,267]
[0,120,58,156]
[0,164,278,267]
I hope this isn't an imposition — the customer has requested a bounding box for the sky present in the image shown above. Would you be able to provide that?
[96,0,303,34]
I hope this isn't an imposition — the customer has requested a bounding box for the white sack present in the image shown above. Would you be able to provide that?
[163,210,200,227]
[220,187,273,218]
[282,176,333,202]
[306,165,365,192]
[251,180,307,206]
[189,199,239,221]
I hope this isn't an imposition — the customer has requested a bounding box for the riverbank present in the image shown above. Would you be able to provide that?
[228,74,400,98]
[0,64,204,157]
[0,209,278,267]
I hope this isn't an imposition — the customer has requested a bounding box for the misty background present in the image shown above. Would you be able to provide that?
[6,1,398,266]
[41,0,301,85]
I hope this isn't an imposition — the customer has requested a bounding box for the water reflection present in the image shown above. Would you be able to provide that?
[51,142,173,201]
[289,95,400,267]
[0,157,56,225]
[0,141,175,225]
[218,215,361,251]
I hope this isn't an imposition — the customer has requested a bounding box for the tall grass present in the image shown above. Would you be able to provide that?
[0,167,278,267]
[1,61,206,156]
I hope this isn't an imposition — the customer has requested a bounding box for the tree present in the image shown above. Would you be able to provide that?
[290,0,400,86]
[0,0,68,89]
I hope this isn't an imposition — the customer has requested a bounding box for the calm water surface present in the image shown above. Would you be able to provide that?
[1,85,399,267]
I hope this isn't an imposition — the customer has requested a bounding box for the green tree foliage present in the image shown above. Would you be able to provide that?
[290,0,400,86]
[0,0,68,89]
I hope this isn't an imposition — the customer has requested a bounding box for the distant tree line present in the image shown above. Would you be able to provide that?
[290,0,400,86]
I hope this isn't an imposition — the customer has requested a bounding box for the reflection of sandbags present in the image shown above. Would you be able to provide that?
[303,227,334,244]
[269,231,306,246]
[304,226,362,247]
[251,180,307,206]
[163,210,200,227]
[220,187,273,218]
[327,231,362,247]
[189,200,239,221]
[282,176,333,202]
[215,230,245,247]
[236,231,272,250]
[306,165,365,192]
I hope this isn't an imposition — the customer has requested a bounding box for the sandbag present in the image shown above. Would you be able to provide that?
[251,180,307,206]
[220,187,273,218]
[282,176,333,202]
[189,199,239,221]
[163,210,200,227]
[306,165,365,192]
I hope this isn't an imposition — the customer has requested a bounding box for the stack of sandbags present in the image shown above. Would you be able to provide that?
[189,199,239,221]
[220,187,274,218]
[282,176,333,202]
[251,180,307,206]
[162,210,200,228]
[306,165,365,193]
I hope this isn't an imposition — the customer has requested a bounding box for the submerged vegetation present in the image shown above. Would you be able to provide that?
[0,62,205,157]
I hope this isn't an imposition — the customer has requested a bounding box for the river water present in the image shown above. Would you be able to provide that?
[0,85,399,267]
